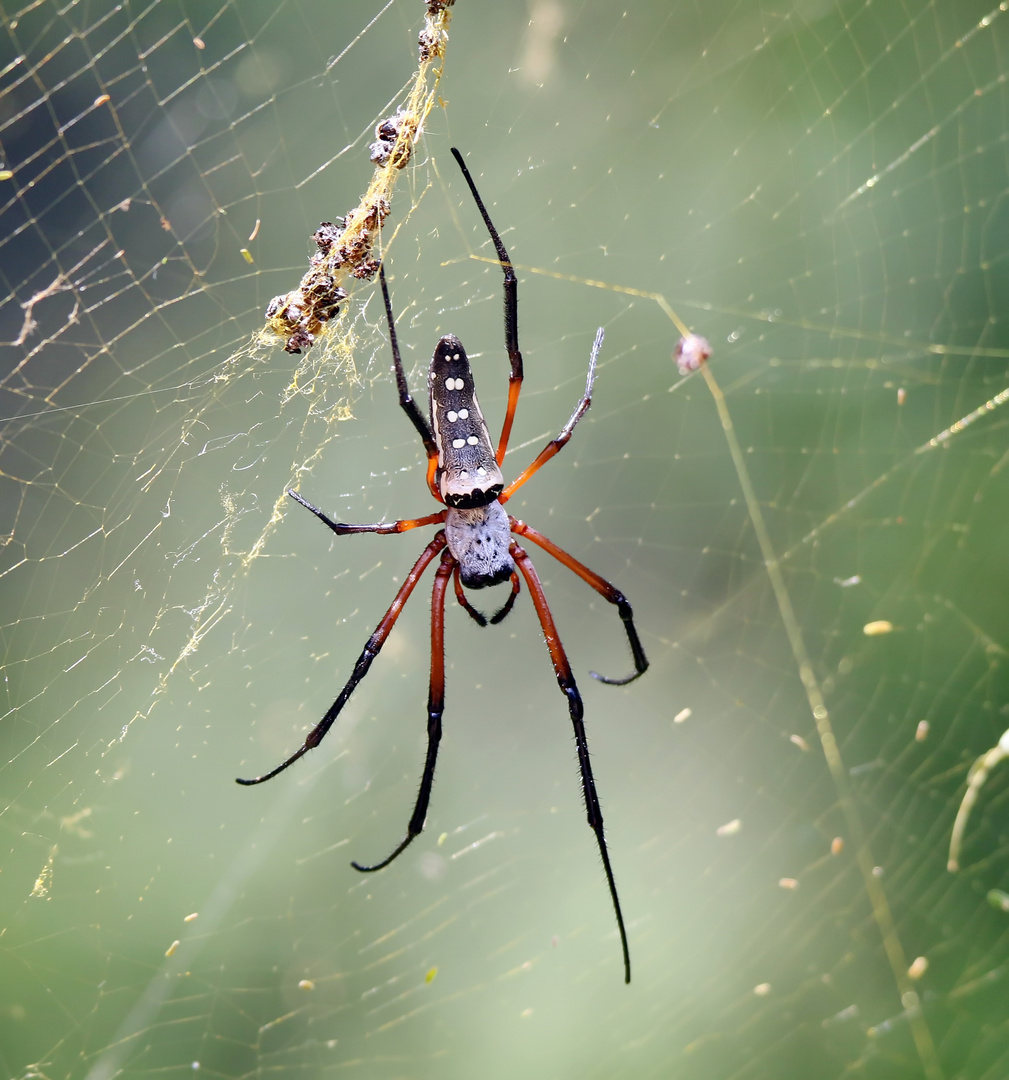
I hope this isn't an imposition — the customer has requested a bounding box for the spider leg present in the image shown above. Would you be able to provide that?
[379,265,442,502]
[452,565,521,627]
[452,563,486,626]
[510,518,647,686]
[450,148,523,465]
[352,549,454,872]
[510,540,632,985]
[489,571,521,625]
[288,489,446,536]
[236,532,448,786]
[500,327,602,503]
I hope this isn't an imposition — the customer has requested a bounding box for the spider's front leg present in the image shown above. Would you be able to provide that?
[288,489,446,536]
[379,265,443,502]
[500,327,603,504]
[351,548,454,872]
[450,147,523,464]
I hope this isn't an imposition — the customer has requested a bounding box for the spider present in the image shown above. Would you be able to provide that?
[238,148,648,983]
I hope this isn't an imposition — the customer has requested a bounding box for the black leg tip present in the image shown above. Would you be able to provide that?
[590,668,645,687]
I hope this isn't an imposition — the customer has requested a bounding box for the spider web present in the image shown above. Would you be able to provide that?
[1,1,1008,1078]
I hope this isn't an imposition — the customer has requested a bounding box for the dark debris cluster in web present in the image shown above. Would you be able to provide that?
[264,0,455,355]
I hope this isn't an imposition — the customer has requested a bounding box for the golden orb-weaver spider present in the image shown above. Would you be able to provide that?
[239,148,648,983]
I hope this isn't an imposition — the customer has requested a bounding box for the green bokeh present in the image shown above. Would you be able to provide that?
[1,2,1008,1079]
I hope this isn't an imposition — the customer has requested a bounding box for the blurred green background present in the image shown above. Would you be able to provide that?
[1,1,1008,1078]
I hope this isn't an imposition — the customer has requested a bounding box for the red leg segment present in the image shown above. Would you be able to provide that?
[496,376,522,467]
[353,548,454,872]
[449,148,524,465]
[236,532,448,786]
[510,540,632,984]
[500,327,602,502]
[289,488,446,536]
[510,518,647,685]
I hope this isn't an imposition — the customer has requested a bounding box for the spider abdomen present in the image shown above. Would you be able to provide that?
[445,501,514,589]
[429,335,504,509]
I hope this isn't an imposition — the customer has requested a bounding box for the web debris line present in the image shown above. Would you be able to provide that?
[263,0,457,356]
[834,0,1008,213]
[697,360,945,1080]
[461,254,694,339]
[118,3,462,752]
[836,125,940,212]
[797,383,1009,551]
[324,0,398,74]
[466,256,1009,362]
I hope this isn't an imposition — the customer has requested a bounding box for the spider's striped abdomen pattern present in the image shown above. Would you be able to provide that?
[238,148,648,984]
[429,334,504,509]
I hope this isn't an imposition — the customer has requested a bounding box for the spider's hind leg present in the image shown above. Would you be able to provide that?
[351,549,454,873]
[509,539,632,984]
[236,533,448,787]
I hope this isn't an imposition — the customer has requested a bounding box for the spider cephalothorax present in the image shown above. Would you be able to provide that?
[239,148,648,983]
